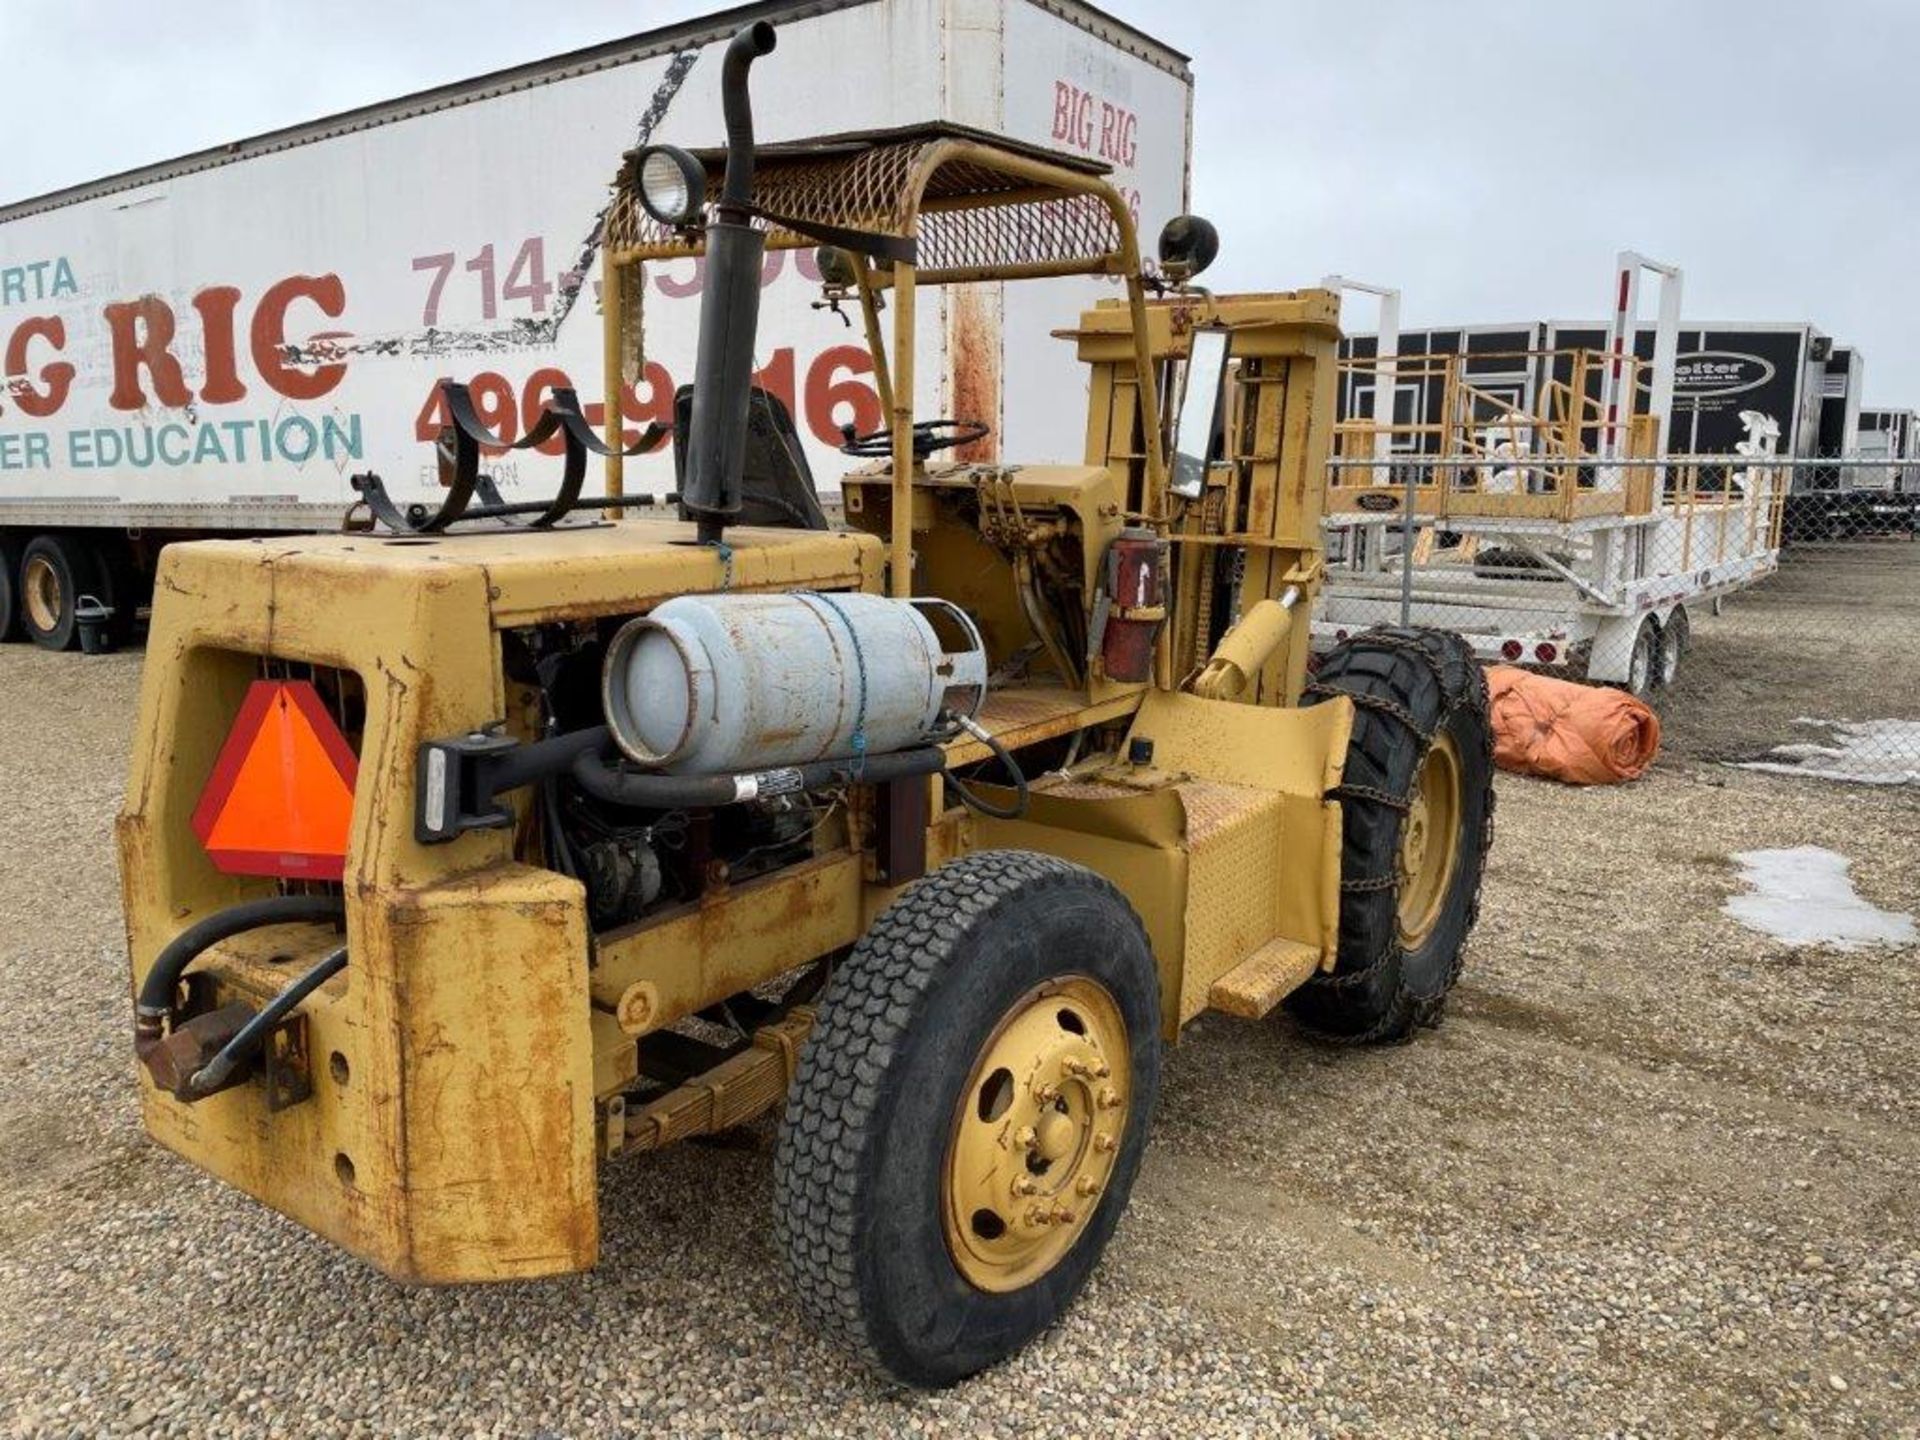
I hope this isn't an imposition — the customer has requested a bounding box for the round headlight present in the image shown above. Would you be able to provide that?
[635,145,706,228]
[1157,213,1220,280]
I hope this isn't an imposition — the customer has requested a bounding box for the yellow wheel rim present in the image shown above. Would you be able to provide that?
[942,976,1130,1293]
[1396,731,1462,948]
[23,554,61,634]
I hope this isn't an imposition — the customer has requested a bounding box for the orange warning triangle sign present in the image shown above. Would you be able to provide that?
[191,680,358,881]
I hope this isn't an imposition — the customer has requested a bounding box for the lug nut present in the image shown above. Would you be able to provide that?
[1025,1206,1055,1228]
[1097,1086,1122,1110]
[1033,1083,1059,1105]
[1093,1061,1112,1079]
[1076,1176,1100,1197]
[1014,1125,1038,1149]
[1012,1176,1038,1197]
[1093,1132,1117,1153]
[1052,1205,1078,1225]
[1062,1058,1092,1078]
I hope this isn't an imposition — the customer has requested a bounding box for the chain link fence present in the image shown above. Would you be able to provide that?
[1318,457,1920,785]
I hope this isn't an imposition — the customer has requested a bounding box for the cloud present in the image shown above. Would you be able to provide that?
[4,0,1914,403]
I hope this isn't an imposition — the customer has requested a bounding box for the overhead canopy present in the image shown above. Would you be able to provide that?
[604,122,1135,281]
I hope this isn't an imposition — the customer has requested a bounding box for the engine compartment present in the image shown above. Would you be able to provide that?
[502,623,834,934]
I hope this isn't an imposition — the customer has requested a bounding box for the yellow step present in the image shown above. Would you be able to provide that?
[1207,938,1322,1019]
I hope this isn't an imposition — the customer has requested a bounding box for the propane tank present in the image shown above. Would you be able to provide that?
[602,593,988,775]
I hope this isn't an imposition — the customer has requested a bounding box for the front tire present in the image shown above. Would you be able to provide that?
[1293,627,1494,1042]
[773,850,1161,1386]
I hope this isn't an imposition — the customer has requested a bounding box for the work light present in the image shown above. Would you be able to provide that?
[635,145,707,228]
[815,245,859,288]
[1157,213,1220,281]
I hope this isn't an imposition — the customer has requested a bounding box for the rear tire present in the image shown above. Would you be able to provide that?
[18,533,102,652]
[1292,627,1494,1042]
[0,533,22,642]
[773,849,1161,1386]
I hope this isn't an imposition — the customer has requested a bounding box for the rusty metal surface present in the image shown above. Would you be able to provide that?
[622,1006,816,1152]
[139,1002,253,1099]
[949,284,1002,463]
[261,1013,315,1113]
[590,852,864,1033]
[1206,937,1321,1019]
[942,685,1141,768]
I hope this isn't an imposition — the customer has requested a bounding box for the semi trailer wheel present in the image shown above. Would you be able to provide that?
[88,533,145,646]
[1656,605,1688,687]
[0,534,22,641]
[1618,616,1658,698]
[1293,627,1494,1042]
[19,533,102,652]
[772,849,1161,1386]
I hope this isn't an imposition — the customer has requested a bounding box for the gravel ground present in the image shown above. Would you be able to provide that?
[2,634,1917,1439]
[1659,539,1918,767]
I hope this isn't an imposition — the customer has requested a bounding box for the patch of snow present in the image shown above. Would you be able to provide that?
[1723,846,1916,950]
[1734,718,1920,786]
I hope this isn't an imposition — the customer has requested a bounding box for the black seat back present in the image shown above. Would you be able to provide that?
[672,384,830,530]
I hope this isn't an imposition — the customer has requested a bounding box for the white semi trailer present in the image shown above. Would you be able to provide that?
[0,0,1191,648]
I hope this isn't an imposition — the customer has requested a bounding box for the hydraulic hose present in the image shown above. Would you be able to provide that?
[135,893,346,1037]
[946,714,1031,820]
[186,945,348,1099]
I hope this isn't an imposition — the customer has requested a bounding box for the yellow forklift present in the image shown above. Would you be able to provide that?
[119,22,1492,1386]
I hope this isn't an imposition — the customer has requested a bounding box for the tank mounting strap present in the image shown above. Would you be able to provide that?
[798,591,870,779]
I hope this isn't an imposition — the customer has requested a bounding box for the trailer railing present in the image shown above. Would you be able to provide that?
[1330,348,1662,521]
[1316,455,1918,784]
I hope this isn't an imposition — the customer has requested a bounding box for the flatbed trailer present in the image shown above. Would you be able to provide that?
[1316,455,1786,692]
[1310,326,1787,693]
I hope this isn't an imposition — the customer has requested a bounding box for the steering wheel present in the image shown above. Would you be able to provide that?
[838,418,990,459]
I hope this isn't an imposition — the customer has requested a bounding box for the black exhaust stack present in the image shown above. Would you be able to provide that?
[682,20,778,544]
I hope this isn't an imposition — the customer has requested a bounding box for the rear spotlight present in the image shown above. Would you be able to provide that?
[1501,640,1523,661]
[1534,642,1559,663]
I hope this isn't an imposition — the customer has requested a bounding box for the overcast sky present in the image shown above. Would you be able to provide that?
[5,0,1916,404]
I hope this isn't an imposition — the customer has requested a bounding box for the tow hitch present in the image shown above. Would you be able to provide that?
[133,894,346,1105]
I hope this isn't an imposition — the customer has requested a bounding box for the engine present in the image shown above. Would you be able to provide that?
[503,620,838,934]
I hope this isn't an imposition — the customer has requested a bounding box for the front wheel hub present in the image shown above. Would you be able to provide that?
[942,976,1129,1292]
[1396,732,1462,948]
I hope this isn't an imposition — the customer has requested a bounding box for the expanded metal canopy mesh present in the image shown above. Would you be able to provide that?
[605,122,1129,277]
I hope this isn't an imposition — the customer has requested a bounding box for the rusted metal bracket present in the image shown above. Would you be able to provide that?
[262,1012,314,1112]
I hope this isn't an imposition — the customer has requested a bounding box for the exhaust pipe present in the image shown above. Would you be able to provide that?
[682,20,778,543]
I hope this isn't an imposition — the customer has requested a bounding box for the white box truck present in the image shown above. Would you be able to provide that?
[0,0,1192,648]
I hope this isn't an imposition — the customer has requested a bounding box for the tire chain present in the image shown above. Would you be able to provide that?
[1298,626,1497,1042]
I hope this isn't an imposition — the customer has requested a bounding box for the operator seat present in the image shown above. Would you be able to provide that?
[672,384,831,529]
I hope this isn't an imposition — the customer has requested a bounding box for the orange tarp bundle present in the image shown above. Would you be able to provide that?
[1485,665,1661,784]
